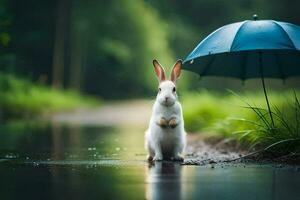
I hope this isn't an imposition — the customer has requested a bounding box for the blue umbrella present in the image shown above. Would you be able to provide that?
[182,15,300,126]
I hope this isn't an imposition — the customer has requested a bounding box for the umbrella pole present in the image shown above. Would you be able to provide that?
[259,51,275,127]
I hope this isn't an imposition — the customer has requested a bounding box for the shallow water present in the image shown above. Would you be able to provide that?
[0,121,300,200]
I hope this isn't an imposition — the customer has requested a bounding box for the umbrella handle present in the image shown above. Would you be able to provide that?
[259,51,275,127]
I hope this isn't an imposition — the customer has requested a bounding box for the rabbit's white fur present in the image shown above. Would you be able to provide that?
[145,60,186,161]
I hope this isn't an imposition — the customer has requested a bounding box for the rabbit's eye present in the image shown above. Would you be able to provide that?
[158,88,161,92]
[172,87,176,92]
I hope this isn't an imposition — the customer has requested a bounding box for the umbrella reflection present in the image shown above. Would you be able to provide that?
[145,162,182,200]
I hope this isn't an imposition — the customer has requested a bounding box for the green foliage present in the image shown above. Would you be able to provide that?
[0,73,99,117]
[229,92,300,154]
[182,90,300,154]
[1,0,300,98]
[72,0,174,97]
[183,90,254,132]
[182,91,230,132]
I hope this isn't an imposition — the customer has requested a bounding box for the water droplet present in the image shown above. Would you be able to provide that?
[5,153,18,159]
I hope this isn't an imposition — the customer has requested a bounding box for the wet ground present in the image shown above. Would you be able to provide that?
[1,101,300,200]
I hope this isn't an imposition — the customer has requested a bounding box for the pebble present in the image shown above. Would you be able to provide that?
[208,160,217,164]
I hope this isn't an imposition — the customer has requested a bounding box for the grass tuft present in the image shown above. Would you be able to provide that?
[182,90,300,156]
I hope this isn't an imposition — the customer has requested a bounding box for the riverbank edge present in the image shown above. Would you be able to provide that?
[183,133,300,167]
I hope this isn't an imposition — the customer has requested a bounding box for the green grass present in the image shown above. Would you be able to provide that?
[0,73,100,118]
[182,90,300,156]
[231,92,300,155]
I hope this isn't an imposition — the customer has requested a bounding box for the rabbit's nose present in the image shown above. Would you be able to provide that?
[165,97,169,101]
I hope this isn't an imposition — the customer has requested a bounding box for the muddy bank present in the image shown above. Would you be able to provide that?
[183,134,244,166]
[183,134,300,167]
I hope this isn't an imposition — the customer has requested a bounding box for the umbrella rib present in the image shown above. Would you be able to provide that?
[200,55,216,77]
[272,21,297,49]
[274,51,286,81]
[229,21,249,51]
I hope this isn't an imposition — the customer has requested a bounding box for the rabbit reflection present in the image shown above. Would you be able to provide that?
[145,162,182,200]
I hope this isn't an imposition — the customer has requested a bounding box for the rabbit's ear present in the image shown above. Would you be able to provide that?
[153,59,166,82]
[171,59,182,83]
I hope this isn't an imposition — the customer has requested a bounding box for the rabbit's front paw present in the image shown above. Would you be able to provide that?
[169,118,178,128]
[153,155,163,161]
[158,117,168,128]
[147,155,153,162]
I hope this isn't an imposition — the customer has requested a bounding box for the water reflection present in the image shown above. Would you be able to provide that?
[146,162,182,200]
[179,165,300,200]
[51,121,62,160]
[0,121,135,160]
[1,122,300,200]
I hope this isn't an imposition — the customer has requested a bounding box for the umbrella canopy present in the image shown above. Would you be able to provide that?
[182,16,300,126]
[183,16,300,80]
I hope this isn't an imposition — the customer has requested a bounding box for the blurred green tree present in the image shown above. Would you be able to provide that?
[52,0,71,88]
[0,0,14,73]
[71,0,174,97]
[1,0,299,98]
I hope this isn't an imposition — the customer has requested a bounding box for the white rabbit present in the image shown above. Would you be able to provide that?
[145,59,186,162]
